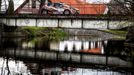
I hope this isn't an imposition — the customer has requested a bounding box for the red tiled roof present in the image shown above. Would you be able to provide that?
[51,0,106,14]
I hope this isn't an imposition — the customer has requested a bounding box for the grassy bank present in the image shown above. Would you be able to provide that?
[104,29,128,37]
[21,26,67,40]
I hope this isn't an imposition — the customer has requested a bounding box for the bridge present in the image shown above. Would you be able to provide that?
[0,15,133,30]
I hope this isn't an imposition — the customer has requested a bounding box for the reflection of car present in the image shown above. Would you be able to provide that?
[41,2,79,15]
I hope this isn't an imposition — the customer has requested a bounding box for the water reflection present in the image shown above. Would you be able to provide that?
[0,37,133,75]
[0,37,107,54]
[0,37,127,55]
[0,58,31,75]
[0,57,132,75]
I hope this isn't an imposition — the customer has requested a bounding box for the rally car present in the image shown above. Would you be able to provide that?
[40,2,79,15]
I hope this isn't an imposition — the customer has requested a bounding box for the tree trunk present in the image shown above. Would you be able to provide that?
[6,0,14,15]
[40,0,45,6]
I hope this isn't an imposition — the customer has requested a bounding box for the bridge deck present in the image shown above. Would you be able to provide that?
[0,14,133,29]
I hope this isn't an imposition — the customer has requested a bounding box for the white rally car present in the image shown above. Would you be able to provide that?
[41,2,79,15]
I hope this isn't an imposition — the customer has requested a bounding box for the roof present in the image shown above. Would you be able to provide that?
[51,0,107,14]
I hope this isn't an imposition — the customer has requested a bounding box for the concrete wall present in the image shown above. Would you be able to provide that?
[0,18,132,30]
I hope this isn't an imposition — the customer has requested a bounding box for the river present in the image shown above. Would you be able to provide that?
[0,35,133,75]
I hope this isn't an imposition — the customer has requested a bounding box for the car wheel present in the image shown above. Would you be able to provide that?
[63,10,71,15]
[42,10,48,15]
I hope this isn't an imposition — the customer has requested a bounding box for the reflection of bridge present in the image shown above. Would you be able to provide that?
[0,48,132,69]
[50,40,106,54]
[0,15,133,30]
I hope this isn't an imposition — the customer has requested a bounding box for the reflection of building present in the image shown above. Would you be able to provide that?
[50,40,107,54]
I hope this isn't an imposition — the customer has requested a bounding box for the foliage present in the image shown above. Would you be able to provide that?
[112,0,134,15]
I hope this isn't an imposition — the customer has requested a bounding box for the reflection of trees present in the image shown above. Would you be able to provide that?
[64,45,68,52]
[124,45,134,61]
[36,37,50,50]
[0,58,11,75]
[106,40,125,55]
[6,58,10,75]
[1,58,5,75]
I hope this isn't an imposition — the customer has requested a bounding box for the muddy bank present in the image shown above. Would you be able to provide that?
[63,29,123,40]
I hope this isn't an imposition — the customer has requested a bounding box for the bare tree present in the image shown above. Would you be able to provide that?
[108,0,134,15]
[6,0,14,15]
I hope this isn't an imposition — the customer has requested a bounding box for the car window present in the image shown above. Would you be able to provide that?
[47,3,52,6]
[54,3,63,8]
[59,4,63,8]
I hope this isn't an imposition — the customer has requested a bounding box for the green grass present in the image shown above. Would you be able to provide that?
[104,29,128,37]
[20,26,67,40]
